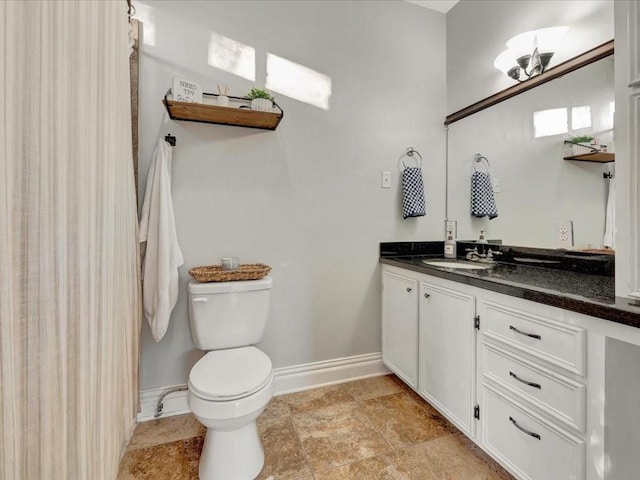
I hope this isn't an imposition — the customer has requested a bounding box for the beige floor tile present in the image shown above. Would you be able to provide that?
[293,401,392,472]
[257,416,312,480]
[127,413,205,451]
[117,439,196,480]
[393,389,459,436]
[260,395,293,424]
[182,435,205,478]
[360,392,450,448]
[117,384,513,480]
[314,453,414,480]
[393,434,512,480]
[284,384,355,414]
[343,375,405,402]
[450,432,515,480]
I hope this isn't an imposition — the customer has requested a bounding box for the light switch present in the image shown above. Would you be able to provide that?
[381,171,391,189]
[492,178,501,193]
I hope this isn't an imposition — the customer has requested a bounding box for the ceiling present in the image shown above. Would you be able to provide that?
[405,0,459,14]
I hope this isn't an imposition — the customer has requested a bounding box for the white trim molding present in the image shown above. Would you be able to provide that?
[272,352,389,395]
[137,352,389,422]
[138,385,190,422]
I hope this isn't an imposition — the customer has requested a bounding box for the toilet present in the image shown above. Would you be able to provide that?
[187,276,274,480]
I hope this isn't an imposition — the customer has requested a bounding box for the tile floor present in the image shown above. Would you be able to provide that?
[117,375,515,480]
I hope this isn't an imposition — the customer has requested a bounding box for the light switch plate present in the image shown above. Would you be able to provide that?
[555,221,574,247]
[381,171,391,189]
[492,177,500,193]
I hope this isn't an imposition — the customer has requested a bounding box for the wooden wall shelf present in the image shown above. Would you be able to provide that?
[563,152,615,163]
[162,90,283,131]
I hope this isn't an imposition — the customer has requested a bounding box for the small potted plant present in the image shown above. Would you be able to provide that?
[568,135,596,155]
[245,87,275,112]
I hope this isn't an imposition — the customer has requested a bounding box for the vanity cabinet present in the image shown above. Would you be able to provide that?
[419,280,476,437]
[381,269,477,433]
[380,264,617,480]
[381,271,419,389]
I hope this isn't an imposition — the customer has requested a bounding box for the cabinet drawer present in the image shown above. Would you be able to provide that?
[482,384,585,480]
[482,342,586,432]
[480,300,586,376]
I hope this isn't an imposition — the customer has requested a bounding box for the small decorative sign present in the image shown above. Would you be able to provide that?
[172,76,202,103]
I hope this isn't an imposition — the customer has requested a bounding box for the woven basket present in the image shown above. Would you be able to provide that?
[188,263,271,283]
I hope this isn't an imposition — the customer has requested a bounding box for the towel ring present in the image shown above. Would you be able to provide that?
[473,153,490,172]
[401,147,423,169]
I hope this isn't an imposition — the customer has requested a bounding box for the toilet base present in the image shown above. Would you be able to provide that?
[198,421,265,480]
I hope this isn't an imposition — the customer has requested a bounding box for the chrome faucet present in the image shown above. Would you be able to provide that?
[465,247,483,261]
[466,247,502,263]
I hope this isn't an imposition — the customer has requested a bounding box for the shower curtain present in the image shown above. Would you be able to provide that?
[0,2,141,479]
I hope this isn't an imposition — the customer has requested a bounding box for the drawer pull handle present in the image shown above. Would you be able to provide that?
[509,416,541,440]
[509,325,541,340]
[509,371,542,389]
[406,287,412,293]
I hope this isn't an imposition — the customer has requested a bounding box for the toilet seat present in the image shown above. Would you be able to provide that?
[189,346,272,401]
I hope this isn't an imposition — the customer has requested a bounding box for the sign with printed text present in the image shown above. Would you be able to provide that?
[172,76,202,103]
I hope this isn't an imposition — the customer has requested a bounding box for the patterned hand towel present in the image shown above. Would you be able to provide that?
[402,167,426,219]
[471,171,498,219]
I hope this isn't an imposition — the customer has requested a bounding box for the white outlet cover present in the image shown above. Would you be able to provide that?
[445,220,457,239]
[555,221,574,247]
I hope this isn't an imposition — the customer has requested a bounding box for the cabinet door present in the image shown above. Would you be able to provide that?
[382,271,419,389]
[419,280,476,437]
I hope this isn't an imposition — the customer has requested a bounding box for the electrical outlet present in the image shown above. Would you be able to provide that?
[445,220,457,239]
[555,221,574,247]
[381,171,391,189]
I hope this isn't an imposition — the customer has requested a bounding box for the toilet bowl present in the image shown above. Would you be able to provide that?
[188,346,273,480]
[187,277,274,479]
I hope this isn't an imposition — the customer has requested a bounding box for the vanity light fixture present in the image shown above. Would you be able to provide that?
[494,26,569,82]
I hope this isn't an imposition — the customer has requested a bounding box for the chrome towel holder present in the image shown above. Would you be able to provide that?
[401,147,423,169]
[473,153,490,171]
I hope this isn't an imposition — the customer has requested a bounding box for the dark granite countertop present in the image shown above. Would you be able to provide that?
[380,242,640,329]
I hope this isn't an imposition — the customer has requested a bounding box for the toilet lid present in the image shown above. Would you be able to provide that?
[189,346,272,401]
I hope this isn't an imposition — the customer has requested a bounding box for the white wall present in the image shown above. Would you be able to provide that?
[448,58,614,248]
[447,0,614,114]
[136,1,446,390]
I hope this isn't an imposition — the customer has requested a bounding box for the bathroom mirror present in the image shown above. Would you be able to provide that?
[446,54,614,249]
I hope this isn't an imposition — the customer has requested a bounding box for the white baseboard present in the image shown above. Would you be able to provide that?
[137,352,389,422]
[272,352,389,395]
[138,385,190,422]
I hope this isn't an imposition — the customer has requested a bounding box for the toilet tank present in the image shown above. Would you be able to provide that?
[187,277,273,350]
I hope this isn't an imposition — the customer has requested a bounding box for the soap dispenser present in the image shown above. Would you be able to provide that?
[444,230,456,259]
[478,230,488,244]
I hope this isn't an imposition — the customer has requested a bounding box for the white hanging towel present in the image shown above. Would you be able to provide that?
[139,138,184,341]
[603,178,615,249]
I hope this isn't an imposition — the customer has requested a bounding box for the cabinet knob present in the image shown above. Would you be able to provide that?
[406,287,412,293]
[424,293,430,299]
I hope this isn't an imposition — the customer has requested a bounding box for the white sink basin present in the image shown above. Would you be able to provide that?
[422,260,492,270]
